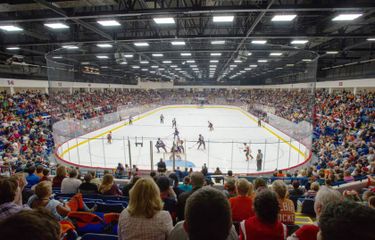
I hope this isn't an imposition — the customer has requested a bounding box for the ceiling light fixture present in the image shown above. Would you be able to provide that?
[124,54,134,58]
[181,53,191,56]
[134,42,149,47]
[152,53,163,57]
[97,20,121,26]
[96,43,112,48]
[252,40,267,44]
[291,40,308,44]
[0,25,23,32]
[153,17,175,24]
[271,14,297,22]
[210,53,221,56]
[332,13,362,21]
[132,65,140,69]
[211,40,226,45]
[326,51,339,54]
[44,23,69,29]
[213,16,234,22]
[62,45,79,49]
[270,52,283,56]
[96,55,109,59]
[6,47,20,50]
[258,59,268,63]
[171,41,186,46]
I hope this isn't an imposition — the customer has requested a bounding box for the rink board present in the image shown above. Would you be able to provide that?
[55,105,310,173]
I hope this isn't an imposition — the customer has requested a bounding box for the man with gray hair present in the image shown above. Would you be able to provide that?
[287,186,342,240]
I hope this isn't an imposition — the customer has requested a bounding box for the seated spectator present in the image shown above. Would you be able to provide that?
[240,190,287,240]
[35,165,44,179]
[88,170,101,187]
[276,170,285,177]
[288,186,342,240]
[61,169,81,194]
[78,174,98,195]
[343,170,354,182]
[122,176,140,197]
[289,181,304,198]
[254,177,267,193]
[40,168,50,182]
[157,176,177,223]
[28,181,94,221]
[118,177,173,240]
[229,178,255,222]
[318,201,375,240]
[304,182,319,198]
[178,176,192,192]
[0,209,60,240]
[272,180,295,225]
[224,179,237,198]
[150,171,158,182]
[52,165,66,188]
[368,196,375,209]
[168,187,238,240]
[177,172,204,221]
[26,166,40,188]
[157,158,167,173]
[0,177,30,221]
[13,172,33,204]
[99,174,122,196]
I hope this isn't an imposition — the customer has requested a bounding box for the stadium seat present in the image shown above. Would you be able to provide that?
[105,200,128,207]
[301,198,316,217]
[67,211,105,234]
[81,233,118,240]
[103,213,120,235]
[96,203,124,213]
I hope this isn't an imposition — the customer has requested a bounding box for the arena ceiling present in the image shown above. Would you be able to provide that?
[0,0,375,85]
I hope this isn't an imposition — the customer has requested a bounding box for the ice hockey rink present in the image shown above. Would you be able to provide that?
[56,105,310,174]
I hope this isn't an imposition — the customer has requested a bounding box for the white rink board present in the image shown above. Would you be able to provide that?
[56,105,309,173]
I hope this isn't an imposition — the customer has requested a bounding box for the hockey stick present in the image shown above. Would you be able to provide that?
[188,142,199,149]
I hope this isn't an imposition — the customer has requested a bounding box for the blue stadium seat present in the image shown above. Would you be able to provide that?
[96,203,124,213]
[81,233,118,240]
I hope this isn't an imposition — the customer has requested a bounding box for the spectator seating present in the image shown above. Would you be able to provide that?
[81,233,118,240]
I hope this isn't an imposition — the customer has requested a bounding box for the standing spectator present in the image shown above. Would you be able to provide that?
[115,163,126,179]
[201,163,208,176]
[169,173,184,197]
[61,169,81,194]
[168,187,238,240]
[52,165,66,188]
[79,174,98,195]
[26,166,40,188]
[0,177,30,221]
[175,167,183,181]
[177,172,204,221]
[240,190,287,240]
[317,201,375,240]
[99,174,122,196]
[40,168,50,182]
[288,186,342,240]
[229,178,255,222]
[157,159,167,173]
[272,180,295,225]
[118,178,173,240]
[256,150,263,171]
[214,167,223,183]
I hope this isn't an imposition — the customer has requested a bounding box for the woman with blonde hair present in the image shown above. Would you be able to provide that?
[52,165,66,188]
[99,174,122,196]
[118,177,173,240]
[272,180,295,225]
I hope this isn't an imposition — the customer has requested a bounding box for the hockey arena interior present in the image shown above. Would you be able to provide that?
[0,1,374,240]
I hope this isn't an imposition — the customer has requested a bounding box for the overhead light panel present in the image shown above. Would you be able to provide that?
[132,66,140,69]
[244,68,252,71]
[96,43,112,48]
[186,60,195,63]
[271,14,297,22]
[141,68,148,71]
[181,53,191,56]
[120,61,127,64]
[291,40,308,44]
[96,55,109,59]
[210,53,221,56]
[332,14,362,21]
[326,51,339,54]
[270,52,283,56]
[252,40,267,44]
[211,40,226,45]
[97,20,121,26]
[213,16,234,22]
[229,65,237,67]
[0,25,23,32]
[44,23,69,29]
[367,38,375,41]
[124,54,133,58]
[153,17,175,24]
[210,60,219,63]
[140,60,149,64]
[258,59,268,63]
[302,59,312,62]
[170,65,178,68]
[134,42,149,47]
[152,53,163,57]
[52,56,63,59]
[151,65,158,68]
[190,65,197,68]
[62,45,79,49]
[171,41,185,46]
[234,59,242,63]
[250,64,258,67]
[286,64,294,67]
[6,47,20,50]
[247,52,252,56]
[163,60,172,64]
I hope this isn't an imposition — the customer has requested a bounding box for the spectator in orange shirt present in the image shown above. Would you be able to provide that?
[229,179,255,222]
[276,170,286,177]
[272,180,295,225]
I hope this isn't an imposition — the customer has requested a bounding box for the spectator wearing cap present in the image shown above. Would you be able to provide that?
[168,187,238,240]
[61,169,81,194]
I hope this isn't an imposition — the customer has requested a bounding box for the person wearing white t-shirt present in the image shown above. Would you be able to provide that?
[61,169,81,194]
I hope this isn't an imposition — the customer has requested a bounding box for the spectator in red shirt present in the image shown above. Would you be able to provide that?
[240,189,287,240]
[99,174,122,196]
[229,178,254,222]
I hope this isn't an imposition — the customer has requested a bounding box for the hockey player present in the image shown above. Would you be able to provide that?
[172,118,177,128]
[197,134,206,150]
[258,118,262,127]
[155,138,167,153]
[243,143,254,161]
[107,131,112,144]
[160,114,164,124]
[129,115,133,125]
[208,121,214,131]
[173,128,179,139]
